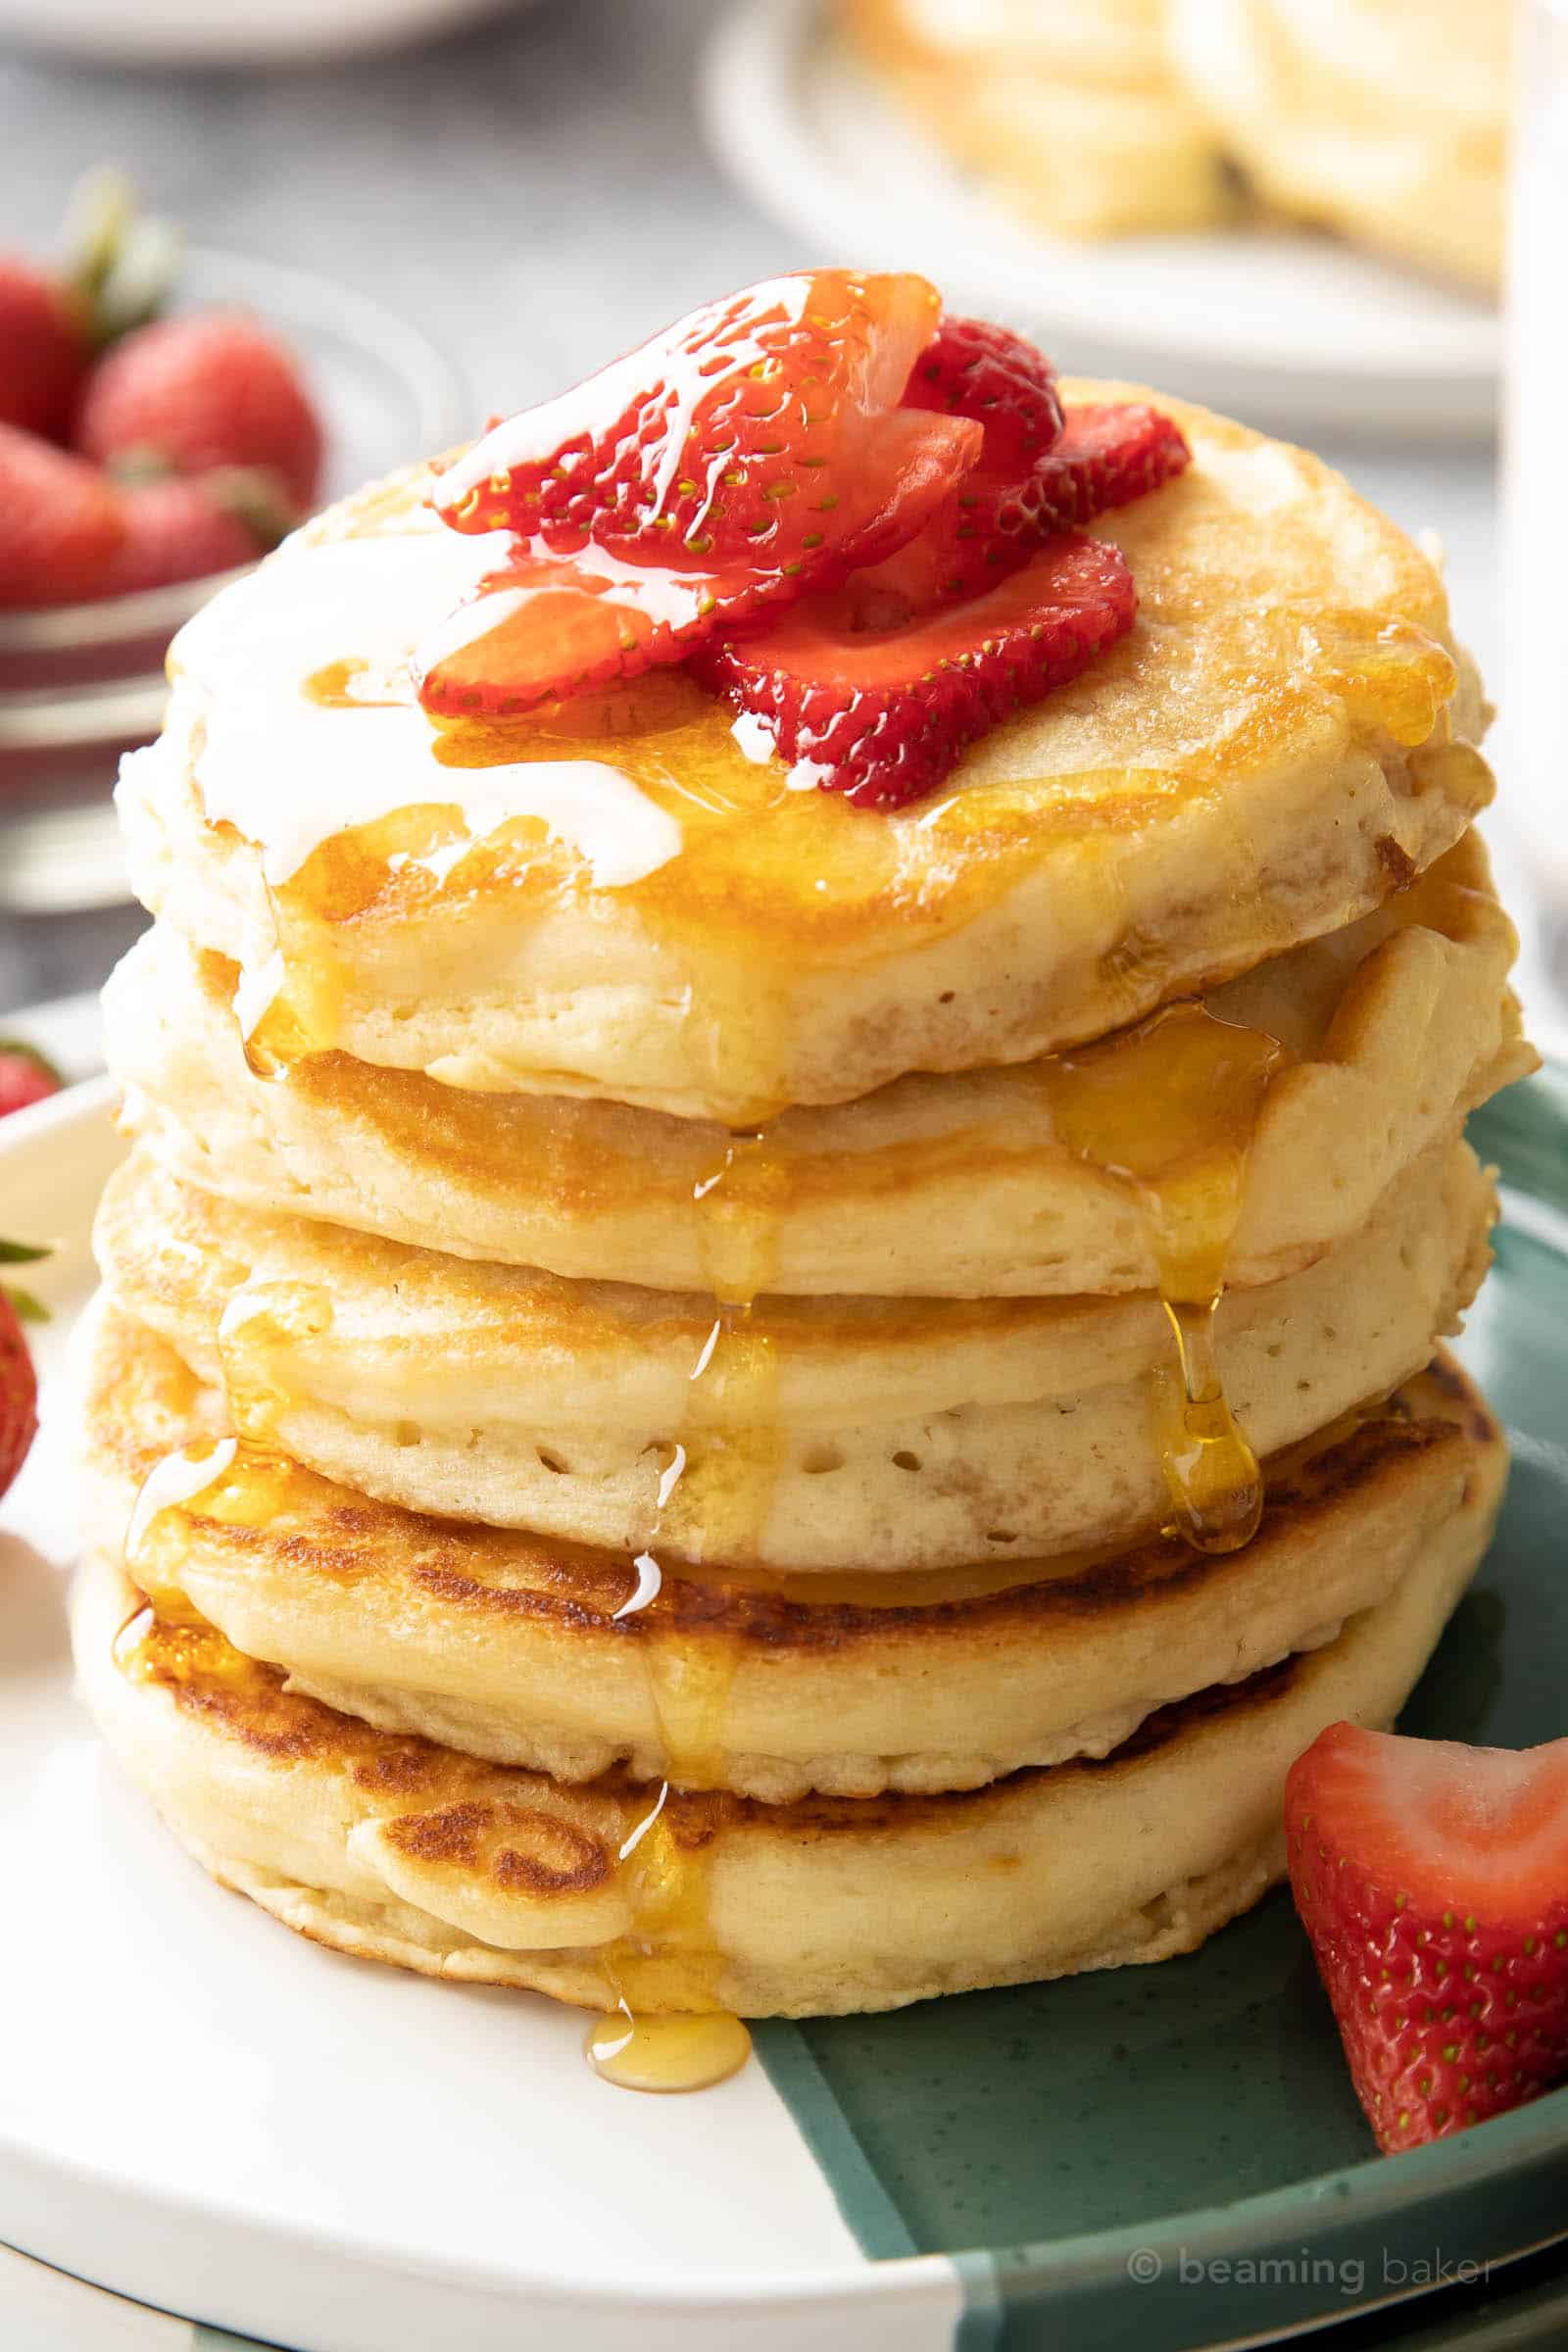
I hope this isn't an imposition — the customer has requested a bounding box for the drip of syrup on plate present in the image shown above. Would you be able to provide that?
[585,1131,788,2093]
[1041,1002,1286,1555]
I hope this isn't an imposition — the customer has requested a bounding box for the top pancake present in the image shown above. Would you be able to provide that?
[118,384,1492,1122]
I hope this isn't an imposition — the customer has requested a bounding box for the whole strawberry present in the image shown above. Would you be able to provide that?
[0,1250,47,1501]
[0,256,87,442]
[0,423,124,609]
[1287,1720,1568,2154]
[76,312,323,510]
[96,469,293,597]
[0,1041,63,1118]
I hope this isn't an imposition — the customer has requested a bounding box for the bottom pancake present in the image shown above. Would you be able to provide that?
[74,1375,1501,2018]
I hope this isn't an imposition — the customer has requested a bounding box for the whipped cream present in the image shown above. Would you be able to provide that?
[152,525,682,890]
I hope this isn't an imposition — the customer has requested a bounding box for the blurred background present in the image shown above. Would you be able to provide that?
[0,0,1559,1069]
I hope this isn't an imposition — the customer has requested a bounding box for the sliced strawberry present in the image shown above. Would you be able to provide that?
[867,391,1191,611]
[692,533,1136,810]
[855,316,1064,608]
[1287,1721,1568,2155]
[431,270,979,594]
[417,400,984,718]
[902,314,1062,475]
[1028,402,1192,534]
[414,553,722,718]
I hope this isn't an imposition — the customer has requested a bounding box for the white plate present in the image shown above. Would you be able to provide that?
[0,0,521,66]
[704,0,1498,440]
[0,1085,961,2352]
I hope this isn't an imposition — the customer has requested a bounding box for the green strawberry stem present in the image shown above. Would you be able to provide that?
[60,167,182,351]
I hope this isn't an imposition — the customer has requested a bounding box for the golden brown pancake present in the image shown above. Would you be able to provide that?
[117,387,1491,1121]
[93,1140,1494,1572]
[74,1350,1502,2015]
[80,1298,1501,1803]
[841,0,1241,240]
[106,830,1528,1299]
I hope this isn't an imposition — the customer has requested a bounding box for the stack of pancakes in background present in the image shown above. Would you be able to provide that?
[843,0,1510,290]
[843,0,1244,241]
[76,387,1532,2078]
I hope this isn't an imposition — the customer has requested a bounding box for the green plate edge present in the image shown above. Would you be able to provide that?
[758,1065,1568,2351]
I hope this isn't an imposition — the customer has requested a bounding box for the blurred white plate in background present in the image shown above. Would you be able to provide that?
[705,0,1498,441]
[0,0,525,65]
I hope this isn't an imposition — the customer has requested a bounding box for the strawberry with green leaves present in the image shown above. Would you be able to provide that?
[1287,1720,1568,2154]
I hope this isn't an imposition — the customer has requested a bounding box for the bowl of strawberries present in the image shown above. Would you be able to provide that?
[0,177,467,870]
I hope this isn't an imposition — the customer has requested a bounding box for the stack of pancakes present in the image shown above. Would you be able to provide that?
[843,0,1509,290]
[842,0,1242,241]
[77,387,1531,2043]
[1169,0,1509,292]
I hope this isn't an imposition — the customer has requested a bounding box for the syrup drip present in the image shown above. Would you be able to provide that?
[1041,1002,1286,1555]
[238,886,346,1082]
[585,1133,787,2093]
[114,1603,254,1688]
[216,1283,336,1443]
[123,1437,239,1623]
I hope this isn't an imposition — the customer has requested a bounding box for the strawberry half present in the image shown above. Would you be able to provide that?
[1287,1721,1568,2155]
[431,270,979,587]
[692,533,1136,810]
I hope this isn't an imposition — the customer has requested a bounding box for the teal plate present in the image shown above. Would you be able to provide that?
[758,1067,1568,2351]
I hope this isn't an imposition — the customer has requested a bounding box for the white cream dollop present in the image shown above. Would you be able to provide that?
[152,524,682,890]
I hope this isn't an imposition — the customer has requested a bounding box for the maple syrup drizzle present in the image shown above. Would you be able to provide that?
[238,885,346,1082]
[216,1283,336,1444]
[122,1438,240,1627]
[586,1132,789,2093]
[116,1290,340,1656]
[1041,1002,1286,1555]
